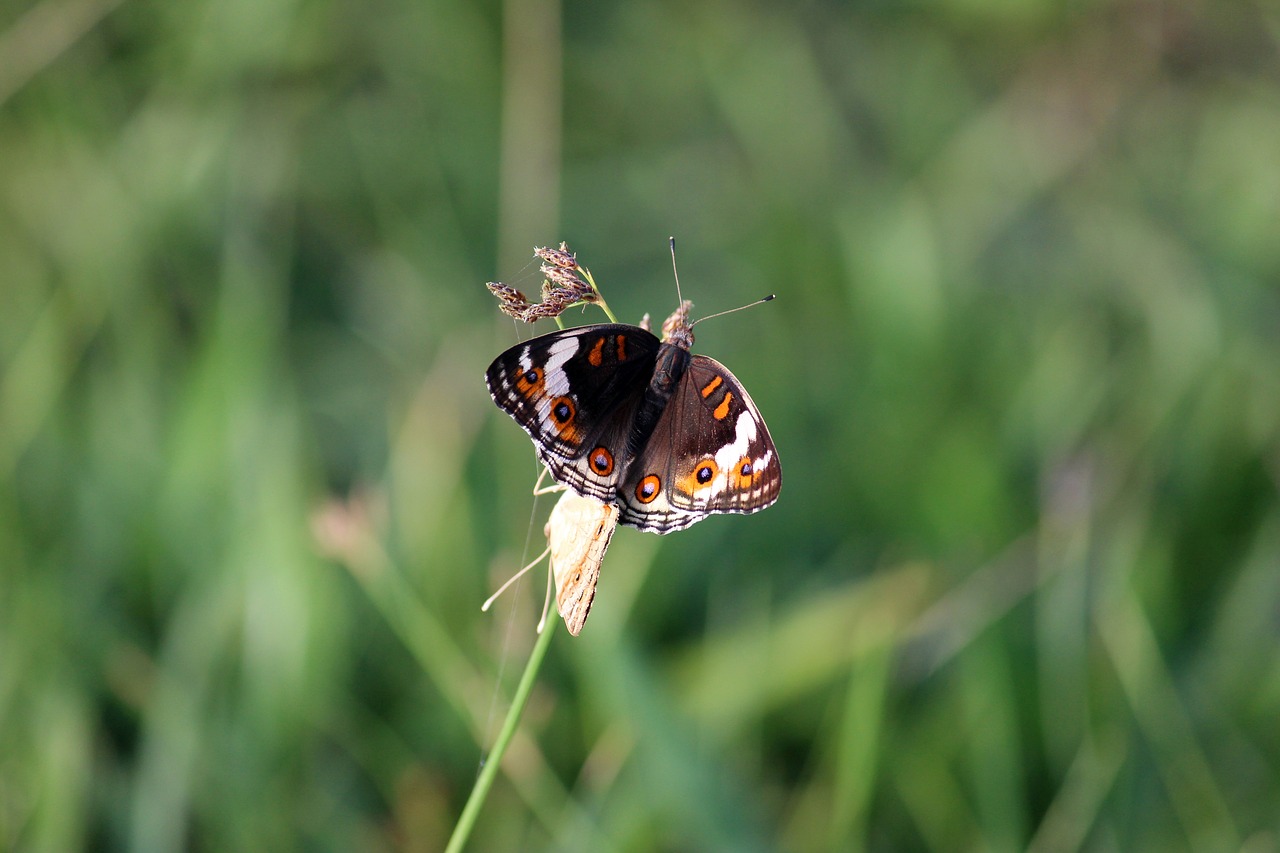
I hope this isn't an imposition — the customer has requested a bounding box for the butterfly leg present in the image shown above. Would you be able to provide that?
[481,545,551,613]
[532,465,567,496]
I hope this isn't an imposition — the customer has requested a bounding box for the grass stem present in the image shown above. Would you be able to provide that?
[444,620,558,853]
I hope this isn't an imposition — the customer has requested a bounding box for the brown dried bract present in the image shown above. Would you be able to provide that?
[535,242,578,270]
[486,282,528,312]
[487,242,599,323]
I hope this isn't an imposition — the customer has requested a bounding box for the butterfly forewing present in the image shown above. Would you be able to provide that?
[486,325,660,501]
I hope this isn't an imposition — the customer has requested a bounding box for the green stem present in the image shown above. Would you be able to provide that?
[595,300,618,323]
[444,619,558,853]
[580,266,618,322]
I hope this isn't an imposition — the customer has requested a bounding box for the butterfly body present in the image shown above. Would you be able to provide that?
[486,302,781,534]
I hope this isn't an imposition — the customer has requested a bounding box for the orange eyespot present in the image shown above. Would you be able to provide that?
[515,367,544,397]
[589,446,614,476]
[549,396,582,443]
[635,474,661,504]
[677,458,719,494]
[551,396,575,425]
[731,455,758,489]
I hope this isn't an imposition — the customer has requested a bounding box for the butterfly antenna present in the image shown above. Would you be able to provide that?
[669,236,684,306]
[481,545,551,612]
[690,294,776,328]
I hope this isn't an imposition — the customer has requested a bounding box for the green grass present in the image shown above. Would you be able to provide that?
[3,0,1280,850]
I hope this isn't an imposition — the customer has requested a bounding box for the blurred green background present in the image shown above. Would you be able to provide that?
[3,0,1280,849]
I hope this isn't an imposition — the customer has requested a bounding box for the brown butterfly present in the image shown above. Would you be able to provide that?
[485,301,781,534]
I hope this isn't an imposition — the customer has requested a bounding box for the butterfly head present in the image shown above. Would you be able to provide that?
[660,300,694,351]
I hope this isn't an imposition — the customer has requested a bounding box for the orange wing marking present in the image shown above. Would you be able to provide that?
[713,392,733,421]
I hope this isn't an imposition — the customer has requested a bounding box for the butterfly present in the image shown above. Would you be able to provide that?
[485,300,781,534]
[545,490,619,635]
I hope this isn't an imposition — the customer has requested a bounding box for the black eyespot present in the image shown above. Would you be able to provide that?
[696,464,714,484]
[523,368,540,384]
[740,461,752,477]
[636,475,660,503]
[551,396,575,424]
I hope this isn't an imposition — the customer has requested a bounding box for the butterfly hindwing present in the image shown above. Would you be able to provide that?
[616,354,782,533]
[486,324,660,501]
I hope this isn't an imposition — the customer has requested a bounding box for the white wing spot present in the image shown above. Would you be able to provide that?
[714,411,757,472]
[534,336,580,425]
[544,337,578,397]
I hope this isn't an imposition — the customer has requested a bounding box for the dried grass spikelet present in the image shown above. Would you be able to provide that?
[486,242,605,323]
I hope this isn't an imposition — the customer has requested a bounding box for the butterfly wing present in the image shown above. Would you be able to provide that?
[616,354,781,533]
[485,324,660,501]
[546,490,619,636]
